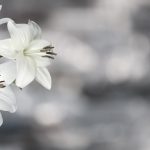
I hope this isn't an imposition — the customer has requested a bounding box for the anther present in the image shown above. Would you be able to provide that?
[0,80,5,88]
[41,45,56,60]
[44,46,54,50]
[0,85,6,88]
[0,80,5,83]
[42,56,54,59]
[46,52,57,55]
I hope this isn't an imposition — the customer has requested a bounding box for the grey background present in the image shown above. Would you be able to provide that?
[0,0,150,150]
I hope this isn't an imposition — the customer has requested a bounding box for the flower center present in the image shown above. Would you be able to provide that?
[20,46,56,59]
[15,49,25,56]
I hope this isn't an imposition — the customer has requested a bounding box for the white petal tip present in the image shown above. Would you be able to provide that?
[0,121,3,127]
[16,78,33,89]
[36,68,52,90]
[41,82,51,90]
[10,105,17,113]
[42,79,52,90]
[0,114,3,126]
[46,85,52,90]
[16,83,25,89]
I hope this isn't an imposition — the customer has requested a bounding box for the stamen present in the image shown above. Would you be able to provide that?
[46,52,57,55]
[0,85,5,88]
[40,49,47,52]
[40,45,56,60]
[42,56,55,59]
[0,80,5,88]
[44,46,54,50]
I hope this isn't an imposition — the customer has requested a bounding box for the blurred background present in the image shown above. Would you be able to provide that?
[0,0,150,149]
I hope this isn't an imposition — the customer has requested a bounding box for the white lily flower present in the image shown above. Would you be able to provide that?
[0,72,17,126]
[0,18,56,89]
[0,86,17,126]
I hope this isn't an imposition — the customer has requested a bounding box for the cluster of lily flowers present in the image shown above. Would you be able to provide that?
[0,5,56,126]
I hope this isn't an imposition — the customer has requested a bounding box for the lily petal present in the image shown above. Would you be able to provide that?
[32,56,50,67]
[16,55,36,88]
[27,39,50,53]
[0,39,16,59]
[7,21,31,50]
[28,20,42,40]
[0,99,16,113]
[36,67,51,90]
[0,86,17,113]
[0,61,16,85]
[0,113,3,126]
